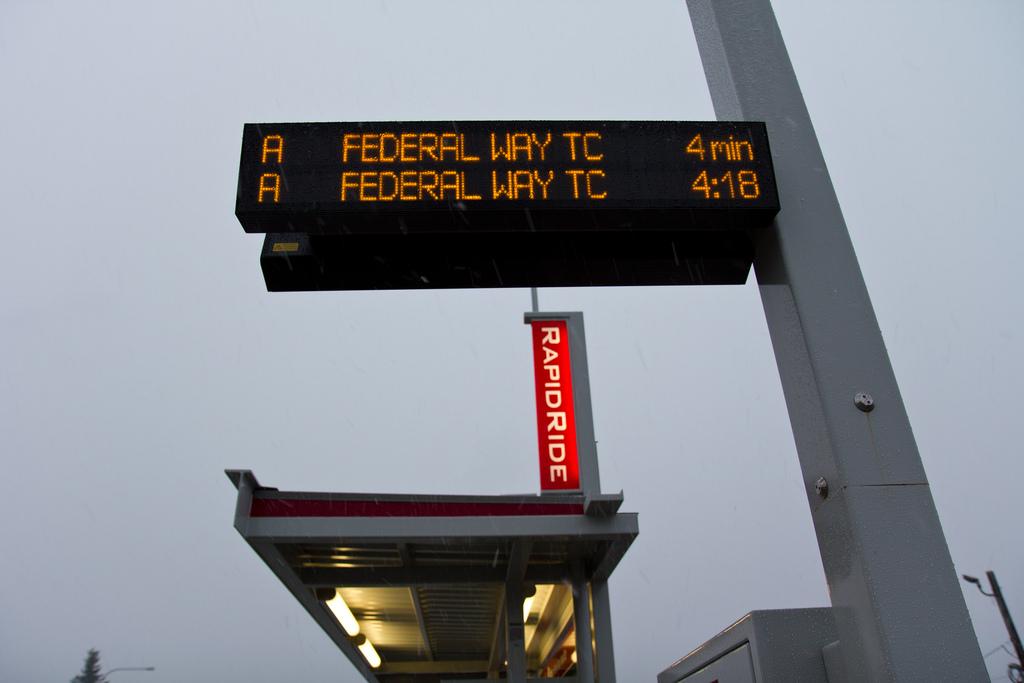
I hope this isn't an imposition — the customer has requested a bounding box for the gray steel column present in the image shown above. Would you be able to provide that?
[486,592,506,678]
[686,1,986,679]
[590,579,616,683]
[571,563,596,682]
[506,541,531,683]
[505,579,527,682]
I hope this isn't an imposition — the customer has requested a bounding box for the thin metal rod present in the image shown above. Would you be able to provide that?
[530,287,539,313]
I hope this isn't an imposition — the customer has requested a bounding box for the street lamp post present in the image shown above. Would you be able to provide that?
[963,571,1024,680]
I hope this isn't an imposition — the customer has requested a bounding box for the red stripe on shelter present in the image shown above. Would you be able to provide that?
[250,499,584,517]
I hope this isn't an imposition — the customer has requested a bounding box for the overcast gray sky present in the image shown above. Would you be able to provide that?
[1,1,1022,681]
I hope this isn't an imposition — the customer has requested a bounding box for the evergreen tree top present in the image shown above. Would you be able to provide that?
[71,648,104,683]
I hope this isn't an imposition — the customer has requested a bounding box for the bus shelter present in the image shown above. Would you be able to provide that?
[228,470,637,682]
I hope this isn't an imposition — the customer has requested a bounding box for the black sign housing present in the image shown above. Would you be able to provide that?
[236,121,779,289]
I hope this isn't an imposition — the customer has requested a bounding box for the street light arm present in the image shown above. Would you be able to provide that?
[103,667,155,676]
[962,574,994,597]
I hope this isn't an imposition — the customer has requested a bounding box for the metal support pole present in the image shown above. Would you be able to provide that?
[686,1,986,679]
[505,579,527,683]
[486,592,507,679]
[571,562,595,683]
[988,571,1024,671]
[505,541,531,683]
[590,578,616,683]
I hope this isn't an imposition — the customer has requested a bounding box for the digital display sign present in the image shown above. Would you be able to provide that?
[236,121,778,234]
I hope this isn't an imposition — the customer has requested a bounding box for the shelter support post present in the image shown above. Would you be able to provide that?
[505,541,532,683]
[685,0,986,679]
[571,562,596,682]
[486,592,506,679]
[591,578,616,682]
[505,578,527,683]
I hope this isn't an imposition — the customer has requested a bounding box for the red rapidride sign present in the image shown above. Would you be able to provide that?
[530,320,580,491]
